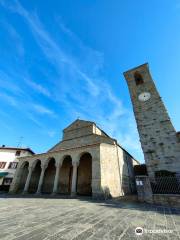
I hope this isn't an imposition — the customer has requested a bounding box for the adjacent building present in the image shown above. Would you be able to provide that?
[9,119,139,198]
[0,146,34,191]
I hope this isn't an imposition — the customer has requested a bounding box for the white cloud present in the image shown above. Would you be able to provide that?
[0,92,18,107]
[0,70,24,94]
[31,103,56,117]
[46,130,56,138]
[1,0,144,161]
[26,113,43,127]
[4,1,101,98]
[25,78,51,97]
[3,21,24,56]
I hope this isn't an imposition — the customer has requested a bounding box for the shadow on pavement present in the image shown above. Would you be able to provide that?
[0,192,180,215]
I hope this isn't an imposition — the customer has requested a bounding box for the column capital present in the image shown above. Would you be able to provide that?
[19,162,27,169]
[28,166,33,171]
[55,160,62,168]
[41,163,48,171]
[72,161,79,167]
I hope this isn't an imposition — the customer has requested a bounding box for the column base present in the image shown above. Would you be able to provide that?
[8,190,16,194]
[35,191,42,196]
[22,191,28,195]
[71,192,77,197]
[51,192,57,196]
[92,192,105,200]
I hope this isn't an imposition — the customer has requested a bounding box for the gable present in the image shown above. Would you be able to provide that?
[48,119,113,152]
[63,120,94,141]
[63,119,94,132]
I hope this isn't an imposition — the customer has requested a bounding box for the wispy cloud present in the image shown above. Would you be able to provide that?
[4,1,102,97]
[31,103,56,117]
[0,70,24,95]
[0,0,143,160]
[26,113,43,128]
[0,92,18,107]
[46,130,56,138]
[25,78,51,97]
[0,20,24,57]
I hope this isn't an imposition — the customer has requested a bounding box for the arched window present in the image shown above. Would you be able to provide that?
[134,72,144,85]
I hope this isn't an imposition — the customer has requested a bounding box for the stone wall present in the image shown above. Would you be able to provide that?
[124,63,180,178]
[100,143,121,197]
[117,147,136,195]
[100,143,136,197]
[153,194,180,208]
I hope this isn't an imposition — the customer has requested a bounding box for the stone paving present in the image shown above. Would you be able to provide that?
[0,196,180,240]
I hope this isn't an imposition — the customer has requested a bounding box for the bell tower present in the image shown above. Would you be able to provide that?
[124,63,180,178]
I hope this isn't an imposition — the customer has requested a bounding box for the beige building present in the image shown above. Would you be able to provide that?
[9,120,139,198]
[0,146,34,191]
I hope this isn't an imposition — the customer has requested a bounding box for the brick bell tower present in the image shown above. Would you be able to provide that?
[124,63,180,178]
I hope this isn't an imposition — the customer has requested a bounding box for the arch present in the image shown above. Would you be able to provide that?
[20,160,29,169]
[58,155,72,194]
[28,160,41,193]
[44,155,56,167]
[77,152,92,196]
[17,161,29,192]
[42,158,56,194]
[31,158,42,169]
[134,71,144,86]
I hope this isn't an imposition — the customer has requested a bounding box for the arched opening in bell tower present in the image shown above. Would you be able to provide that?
[134,72,144,85]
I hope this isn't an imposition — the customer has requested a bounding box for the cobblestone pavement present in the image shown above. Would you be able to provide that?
[0,196,179,240]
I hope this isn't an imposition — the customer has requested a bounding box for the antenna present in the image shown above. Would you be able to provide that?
[17,136,24,148]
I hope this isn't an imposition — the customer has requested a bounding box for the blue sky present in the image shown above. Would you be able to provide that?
[0,0,180,162]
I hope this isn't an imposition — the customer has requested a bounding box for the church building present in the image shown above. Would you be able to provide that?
[9,119,139,198]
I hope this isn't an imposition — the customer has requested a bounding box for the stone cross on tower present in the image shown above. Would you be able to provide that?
[124,63,180,178]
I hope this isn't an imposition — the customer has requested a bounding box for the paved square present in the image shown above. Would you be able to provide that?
[0,196,179,240]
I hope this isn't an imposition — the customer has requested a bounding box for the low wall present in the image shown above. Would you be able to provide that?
[153,194,180,208]
[135,176,180,208]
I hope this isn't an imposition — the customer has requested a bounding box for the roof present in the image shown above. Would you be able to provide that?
[0,146,35,154]
[123,62,148,75]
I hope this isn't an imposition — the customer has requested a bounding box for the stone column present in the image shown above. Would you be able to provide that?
[36,164,47,195]
[52,161,62,195]
[23,166,33,194]
[71,161,79,196]
[9,163,23,194]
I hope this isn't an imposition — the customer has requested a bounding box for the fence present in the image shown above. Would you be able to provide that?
[151,176,180,194]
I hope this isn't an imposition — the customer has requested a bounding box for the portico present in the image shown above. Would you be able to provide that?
[11,150,93,196]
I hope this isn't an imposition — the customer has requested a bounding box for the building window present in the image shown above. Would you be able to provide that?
[15,150,21,156]
[3,178,13,185]
[134,72,144,85]
[8,162,18,169]
[0,162,6,169]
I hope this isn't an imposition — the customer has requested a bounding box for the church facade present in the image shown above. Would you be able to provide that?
[9,120,138,198]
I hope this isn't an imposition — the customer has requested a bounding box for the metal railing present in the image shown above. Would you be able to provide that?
[151,176,180,194]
